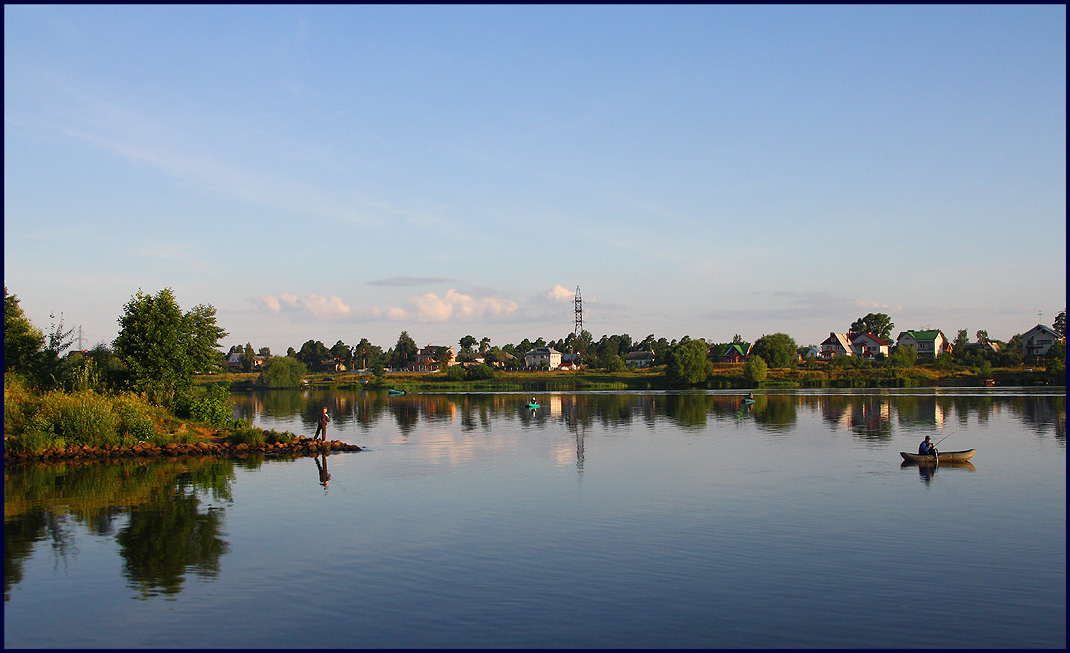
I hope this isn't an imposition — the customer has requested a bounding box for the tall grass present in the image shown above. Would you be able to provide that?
[4,374,176,453]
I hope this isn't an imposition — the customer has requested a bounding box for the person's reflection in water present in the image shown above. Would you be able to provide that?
[314,453,331,492]
[918,464,936,486]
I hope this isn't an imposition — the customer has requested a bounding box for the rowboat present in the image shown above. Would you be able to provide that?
[388,389,406,396]
[899,449,976,463]
[526,403,540,409]
[741,398,755,405]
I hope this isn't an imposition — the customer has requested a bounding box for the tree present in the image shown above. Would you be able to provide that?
[390,331,418,368]
[114,288,228,407]
[953,329,970,353]
[258,347,271,357]
[850,313,894,341]
[742,356,768,384]
[888,345,917,369]
[330,340,351,369]
[732,334,744,344]
[241,343,256,372]
[4,287,44,377]
[434,346,453,371]
[975,330,989,346]
[185,304,228,374]
[667,339,712,385]
[479,337,491,354]
[459,335,477,352]
[296,340,330,370]
[256,356,307,388]
[751,333,799,369]
[1054,310,1066,338]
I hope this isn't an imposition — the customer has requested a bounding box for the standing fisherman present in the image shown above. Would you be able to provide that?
[315,407,330,441]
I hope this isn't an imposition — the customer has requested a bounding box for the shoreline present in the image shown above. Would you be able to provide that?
[4,434,361,465]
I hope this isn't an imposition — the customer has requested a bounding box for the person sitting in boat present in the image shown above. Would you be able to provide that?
[918,436,937,456]
[531,396,537,405]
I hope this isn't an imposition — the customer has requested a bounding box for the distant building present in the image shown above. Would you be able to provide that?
[524,346,562,370]
[1022,324,1063,358]
[624,349,656,368]
[895,330,951,358]
[718,343,752,364]
[413,345,455,372]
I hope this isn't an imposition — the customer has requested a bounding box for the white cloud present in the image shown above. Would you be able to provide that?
[546,284,574,302]
[408,289,518,322]
[255,293,348,317]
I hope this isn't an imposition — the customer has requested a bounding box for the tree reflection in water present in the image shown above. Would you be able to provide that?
[4,457,236,601]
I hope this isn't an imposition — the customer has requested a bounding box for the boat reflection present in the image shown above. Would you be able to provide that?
[901,459,976,485]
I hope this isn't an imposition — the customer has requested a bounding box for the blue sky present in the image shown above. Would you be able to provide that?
[4,5,1065,354]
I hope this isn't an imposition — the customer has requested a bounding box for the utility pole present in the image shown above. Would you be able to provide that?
[77,325,83,350]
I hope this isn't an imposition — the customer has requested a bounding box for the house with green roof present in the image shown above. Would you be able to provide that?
[718,343,752,364]
[895,330,951,358]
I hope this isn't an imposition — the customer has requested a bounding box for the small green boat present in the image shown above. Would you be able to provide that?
[388,389,406,396]
[526,403,540,409]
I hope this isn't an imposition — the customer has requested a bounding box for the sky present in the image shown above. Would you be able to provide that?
[4,5,1066,355]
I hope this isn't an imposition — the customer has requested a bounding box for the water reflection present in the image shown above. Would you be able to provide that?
[902,459,977,486]
[4,458,236,601]
[231,388,1066,440]
[314,452,331,491]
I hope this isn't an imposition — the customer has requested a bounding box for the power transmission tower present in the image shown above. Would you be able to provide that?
[572,286,583,364]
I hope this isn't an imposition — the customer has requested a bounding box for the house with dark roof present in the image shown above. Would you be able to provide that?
[624,349,656,368]
[412,345,454,372]
[1022,324,1063,357]
[851,332,892,359]
[895,330,951,358]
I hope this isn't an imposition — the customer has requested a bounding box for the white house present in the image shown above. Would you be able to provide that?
[624,349,656,368]
[819,333,853,359]
[1022,324,1063,358]
[895,330,950,358]
[851,332,892,359]
[524,346,562,369]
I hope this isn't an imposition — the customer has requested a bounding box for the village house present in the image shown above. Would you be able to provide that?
[850,332,892,359]
[624,349,656,368]
[1021,324,1063,358]
[895,330,952,358]
[524,346,562,370]
[716,343,751,364]
[818,333,853,359]
[412,345,455,372]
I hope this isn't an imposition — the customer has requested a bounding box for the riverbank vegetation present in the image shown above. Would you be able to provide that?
[3,287,305,458]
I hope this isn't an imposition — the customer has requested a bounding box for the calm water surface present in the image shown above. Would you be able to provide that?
[4,388,1065,648]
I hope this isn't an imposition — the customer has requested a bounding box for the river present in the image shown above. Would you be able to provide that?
[4,388,1065,648]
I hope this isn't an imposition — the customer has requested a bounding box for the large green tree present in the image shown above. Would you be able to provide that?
[389,331,418,368]
[667,339,712,384]
[4,287,44,376]
[296,340,330,370]
[751,333,799,369]
[850,313,894,341]
[114,288,228,407]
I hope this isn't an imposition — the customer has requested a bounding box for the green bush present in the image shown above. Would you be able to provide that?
[743,357,768,384]
[189,381,234,427]
[111,393,160,443]
[256,357,307,388]
[47,390,120,447]
[465,364,496,381]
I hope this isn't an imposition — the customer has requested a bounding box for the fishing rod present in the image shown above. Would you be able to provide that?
[933,428,961,448]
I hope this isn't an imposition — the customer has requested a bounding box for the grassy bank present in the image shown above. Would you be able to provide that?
[200,362,1062,392]
[3,373,309,457]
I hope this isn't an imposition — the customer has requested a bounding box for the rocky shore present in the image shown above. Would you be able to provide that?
[4,435,361,464]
